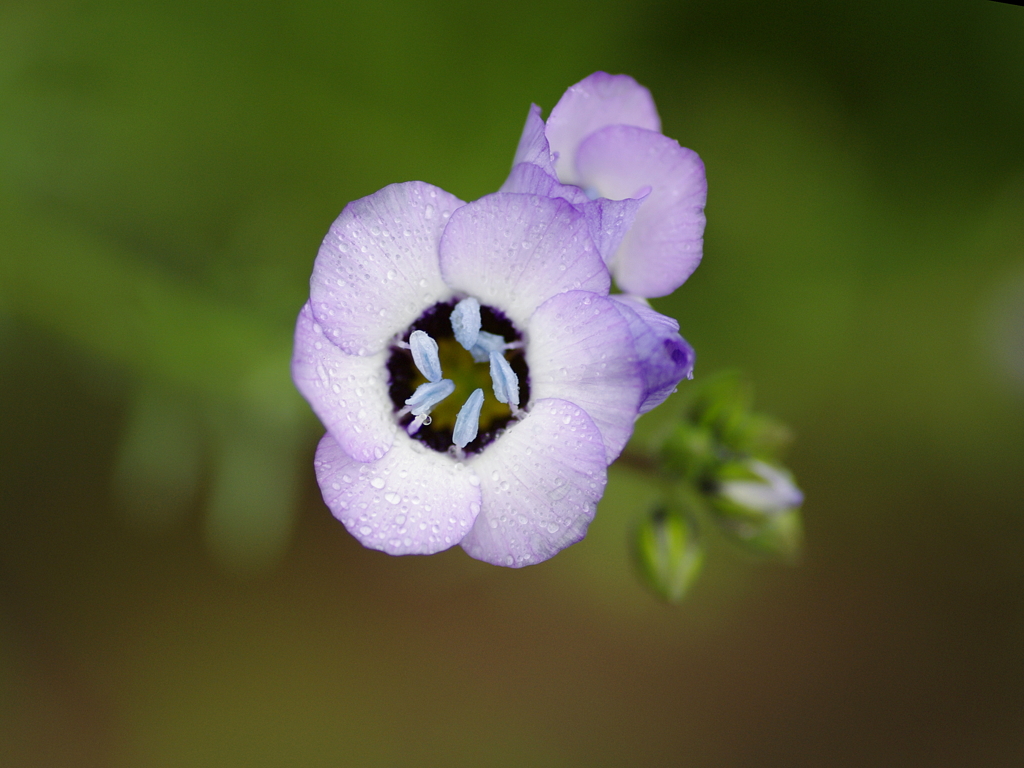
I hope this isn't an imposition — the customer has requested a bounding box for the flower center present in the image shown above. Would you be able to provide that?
[386,298,530,455]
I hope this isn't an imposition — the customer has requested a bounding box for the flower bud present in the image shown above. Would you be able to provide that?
[710,460,803,560]
[634,507,704,602]
[717,459,803,517]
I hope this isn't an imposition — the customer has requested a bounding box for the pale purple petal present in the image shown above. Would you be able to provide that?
[509,104,555,175]
[546,72,661,186]
[581,194,645,266]
[500,161,589,202]
[501,163,644,265]
[575,125,707,297]
[292,303,395,463]
[610,295,695,415]
[460,398,607,567]
[439,193,610,328]
[309,182,464,356]
[315,432,481,555]
[526,291,643,463]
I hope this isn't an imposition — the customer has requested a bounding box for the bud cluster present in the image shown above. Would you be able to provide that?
[633,372,804,602]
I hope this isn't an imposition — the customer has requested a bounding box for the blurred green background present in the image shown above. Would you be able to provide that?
[2,0,1023,765]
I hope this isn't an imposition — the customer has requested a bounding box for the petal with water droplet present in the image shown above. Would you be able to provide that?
[526,291,643,462]
[460,398,607,567]
[309,182,464,355]
[575,126,706,297]
[292,303,395,462]
[315,432,481,555]
[440,194,609,329]
[545,72,661,186]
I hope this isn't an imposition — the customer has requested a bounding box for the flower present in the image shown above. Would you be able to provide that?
[293,181,680,567]
[291,72,706,567]
[501,72,707,298]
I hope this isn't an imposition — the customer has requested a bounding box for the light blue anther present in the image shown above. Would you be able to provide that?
[488,351,520,407]
[405,379,455,417]
[450,297,481,350]
[452,388,485,448]
[469,331,507,363]
[409,330,442,382]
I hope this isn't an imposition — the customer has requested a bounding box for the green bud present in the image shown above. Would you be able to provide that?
[684,370,752,449]
[634,507,704,602]
[715,507,803,562]
[659,422,716,481]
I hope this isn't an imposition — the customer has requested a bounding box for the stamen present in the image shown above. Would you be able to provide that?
[469,330,507,363]
[409,330,442,382]
[402,379,455,434]
[488,351,520,408]
[450,297,481,350]
[452,388,485,448]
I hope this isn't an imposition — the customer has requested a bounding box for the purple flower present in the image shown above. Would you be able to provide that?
[291,73,705,567]
[502,72,707,298]
[293,182,659,567]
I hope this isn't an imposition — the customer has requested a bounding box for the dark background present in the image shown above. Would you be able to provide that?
[2,1,1023,765]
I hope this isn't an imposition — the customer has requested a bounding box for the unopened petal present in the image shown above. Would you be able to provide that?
[315,432,481,556]
[292,303,395,463]
[309,182,463,356]
[460,399,607,567]
[546,72,661,186]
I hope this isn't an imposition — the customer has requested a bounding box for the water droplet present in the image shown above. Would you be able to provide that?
[370,477,385,489]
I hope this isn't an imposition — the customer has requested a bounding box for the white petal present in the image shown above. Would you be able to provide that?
[460,399,607,567]
[292,303,396,463]
[315,432,481,555]
[309,182,464,356]
[439,193,609,329]
[526,291,643,462]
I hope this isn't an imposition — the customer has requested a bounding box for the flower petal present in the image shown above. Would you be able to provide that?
[580,194,645,266]
[545,72,661,186]
[309,181,464,356]
[439,193,610,328]
[574,125,707,297]
[292,303,395,463]
[509,104,555,175]
[500,161,588,203]
[609,295,695,414]
[501,163,644,265]
[460,398,607,567]
[315,432,481,555]
[526,291,643,462]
